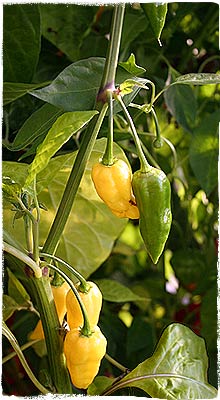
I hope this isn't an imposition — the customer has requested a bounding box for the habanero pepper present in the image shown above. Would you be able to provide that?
[29,281,70,340]
[132,166,172,264]
[66,281,102,329]
[91,158,139,219]
[64,325,107,389]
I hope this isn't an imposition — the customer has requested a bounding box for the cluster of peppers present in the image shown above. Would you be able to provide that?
[91,93,172,265]
[30,280,107,389]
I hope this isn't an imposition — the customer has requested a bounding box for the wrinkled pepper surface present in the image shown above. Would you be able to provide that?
[66,281,102,329]
[64,325,107,389]
[91,159,139,219]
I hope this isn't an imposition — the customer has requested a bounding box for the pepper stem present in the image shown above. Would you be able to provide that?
[102,91,115,166]
[40,252,89,292]
[114,94,151,172]
[151,107,163,148]
[46,263,92,337]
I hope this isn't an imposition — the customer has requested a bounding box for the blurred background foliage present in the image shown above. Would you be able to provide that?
[3,2,219,396]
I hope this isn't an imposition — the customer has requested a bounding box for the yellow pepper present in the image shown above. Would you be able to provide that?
[64,326,107,389]
[29,281,70,340]
[91,159,140,219]
[66,281,102,329]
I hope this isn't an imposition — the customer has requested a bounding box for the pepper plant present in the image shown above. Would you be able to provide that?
[2,3,219,397]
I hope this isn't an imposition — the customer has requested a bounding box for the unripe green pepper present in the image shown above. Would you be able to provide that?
[132,167,172,264]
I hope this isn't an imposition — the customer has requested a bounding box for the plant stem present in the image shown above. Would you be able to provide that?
[105,353,127,372]
[151,107,162,148]
[40,252,89,292]
[102,91,115,165]
[42,103,108,255]
[29,274,73,393]
[43,5,125,256]
[46,263,92,337]
[2,322,49,394]
[114,94,151,172]
[32,178,40,264]
[99,4,125,91]
[3,339,40,364]
[3,241,42,278]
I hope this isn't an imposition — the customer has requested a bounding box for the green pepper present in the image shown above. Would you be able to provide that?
[132,167,172,264]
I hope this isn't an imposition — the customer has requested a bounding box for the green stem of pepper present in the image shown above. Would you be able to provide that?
[151,107,163,149]
[3,241,42,279]
[102,91,115,166]
[40,252,89,292]
[114,94,151,172]
[45,263,92,337]
[2,322,49,394]
[42,5,125,256]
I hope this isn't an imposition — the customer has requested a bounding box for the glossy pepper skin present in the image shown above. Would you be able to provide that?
[132,167,172,264]
[66,281,102,329]
[64,326,107,389]
[29,281,70,340]
[91,159,140,219]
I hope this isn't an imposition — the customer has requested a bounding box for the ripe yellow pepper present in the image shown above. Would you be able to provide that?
[64,326,107,389]
[29,281,70,340]
[91,159,140,219]
[66,281,102,329]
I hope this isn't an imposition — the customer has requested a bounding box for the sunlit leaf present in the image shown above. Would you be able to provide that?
[103,323,217,398]
[24,110,98,188]
[94,279,147,303]
[174,73,220,86]
[119,53,146,76]
[3,139,128,278]
[10,104,63,151]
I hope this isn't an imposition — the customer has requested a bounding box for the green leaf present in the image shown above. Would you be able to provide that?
[119,54,146,76]
[40,4,97,61]
[3,4,41,83]
[142,3,168,43]
[2,177,21,203]
[95,279,147,303]
[7,268,30,306]
[2,162,28,189]
[201,285,217,352]
[3,139,128,278]
[164,68,197,132]
[10,104,63,151]
[31,57,105,111]
[106,323,217,398]
[24,110,98,188]
[174,73,220,86]
[3,295,24,321]
[88,376,114,395]
[120,78,149,96]
[189,111,219,195]
[3,82,50,106]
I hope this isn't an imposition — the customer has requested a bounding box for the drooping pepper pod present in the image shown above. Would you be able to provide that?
[63,325,107,389]
[66,281,103,329]
[29,281,70,340]
[132,167,172,264]
[91,158,140,219]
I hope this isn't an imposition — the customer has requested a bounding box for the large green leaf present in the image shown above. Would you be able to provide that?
[7,268,30,306]
[3,139,128,278]
[102,323,217,398]
[3,295,26,321]
[189,111,219,195]
[31,57,105,111]
[3,4,41,83]
[40,4,97,61]
[164,67,197,132]
[3,82,50,106]
[174,73,220,86]
[24,110,98,188]
[10,103,63,152]
[94,279,147,303]
[142,3,168,43]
